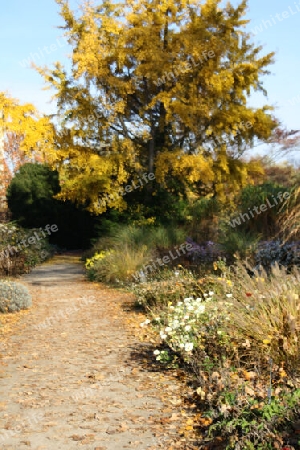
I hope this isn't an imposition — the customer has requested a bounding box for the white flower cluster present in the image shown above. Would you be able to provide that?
[141,294,215,360]
[159,297,207,350]
[139,290,238,365]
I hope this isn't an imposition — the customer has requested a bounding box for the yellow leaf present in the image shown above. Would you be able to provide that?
[196,387,206,400]
[279,368,287,378]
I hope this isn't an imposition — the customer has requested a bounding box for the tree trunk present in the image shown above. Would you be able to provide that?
[144,126,155,204]
[0,113,8,222]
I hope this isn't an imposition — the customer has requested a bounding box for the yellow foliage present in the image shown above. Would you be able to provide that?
[32,0,276,212]
[156,150,214,187]
[0,92,53,159]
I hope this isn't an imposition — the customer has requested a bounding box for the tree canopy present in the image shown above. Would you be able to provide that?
[0,92,52,156]
[0,91,52,195]
[36,0,276,215]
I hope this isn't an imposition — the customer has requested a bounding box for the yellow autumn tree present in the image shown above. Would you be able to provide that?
[0,92,53,214]
[35,0,276,214]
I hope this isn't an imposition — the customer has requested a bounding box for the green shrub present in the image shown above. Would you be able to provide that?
[218,228,260,260]
[7,162,99,249]
[0,280,32,313]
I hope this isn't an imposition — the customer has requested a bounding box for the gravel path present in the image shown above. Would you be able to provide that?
[0,255,188,450]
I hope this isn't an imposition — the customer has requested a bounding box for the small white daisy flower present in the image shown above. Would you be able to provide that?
[184,342,194,352]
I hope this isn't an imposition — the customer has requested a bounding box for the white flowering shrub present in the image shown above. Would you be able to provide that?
[142,293,233,365]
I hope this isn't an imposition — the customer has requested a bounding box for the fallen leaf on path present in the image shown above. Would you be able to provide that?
[71,434,85,441]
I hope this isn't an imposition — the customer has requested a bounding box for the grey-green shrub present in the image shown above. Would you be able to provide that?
[0,280,32,313]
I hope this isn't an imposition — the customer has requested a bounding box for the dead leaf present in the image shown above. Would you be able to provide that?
[242,370,257,380]
[71,434,85,441]
[245,385,255,396]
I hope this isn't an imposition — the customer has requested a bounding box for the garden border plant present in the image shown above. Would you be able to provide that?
[0,222,55,276]
[137,259,300,449]
[0,223,58,260]
[0,280,32,313]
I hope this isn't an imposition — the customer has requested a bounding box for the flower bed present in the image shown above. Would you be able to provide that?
[139,262,300,449]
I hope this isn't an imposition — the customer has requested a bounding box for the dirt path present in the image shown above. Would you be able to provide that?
[0,255,191,450]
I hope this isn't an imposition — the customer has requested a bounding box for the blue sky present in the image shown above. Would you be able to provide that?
[1,0,299,159]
